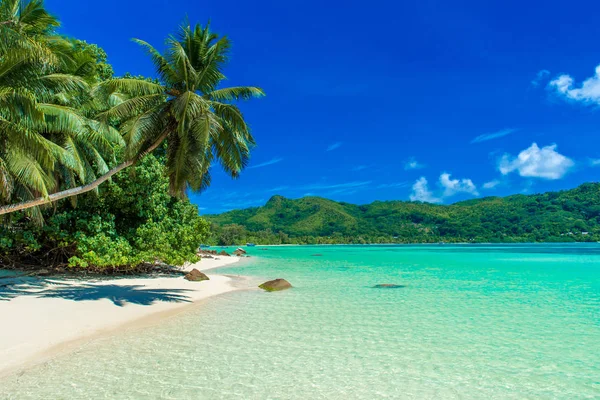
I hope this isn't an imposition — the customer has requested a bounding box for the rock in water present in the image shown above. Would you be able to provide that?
[372,284,405,289]
[311,254,323,257]
[259,278,292,292]
[184,269,210,282]
[236,247,247,254]
[219,250,230,256]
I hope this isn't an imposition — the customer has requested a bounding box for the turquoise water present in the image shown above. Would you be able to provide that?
[1,244,599,399]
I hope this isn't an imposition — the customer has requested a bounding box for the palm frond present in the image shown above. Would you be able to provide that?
[207,86,265,102]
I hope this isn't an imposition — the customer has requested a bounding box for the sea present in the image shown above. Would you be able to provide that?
[1,244,599,399]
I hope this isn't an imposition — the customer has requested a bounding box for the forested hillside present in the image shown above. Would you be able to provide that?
[207,183,600,244]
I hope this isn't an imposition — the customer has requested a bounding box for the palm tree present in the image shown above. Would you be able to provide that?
[0,21,264,215]
[0,0,123,219]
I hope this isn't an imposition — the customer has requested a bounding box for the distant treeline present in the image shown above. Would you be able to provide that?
[206,183,600,245]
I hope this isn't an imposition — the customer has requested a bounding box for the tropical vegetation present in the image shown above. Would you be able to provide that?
[207,183,600,245]
[0,0,262,272]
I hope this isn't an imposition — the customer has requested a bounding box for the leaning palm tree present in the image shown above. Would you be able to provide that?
[0,21,264,215]
[0,0,122,219]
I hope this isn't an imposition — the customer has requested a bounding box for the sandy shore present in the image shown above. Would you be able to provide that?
[0,256,241,377]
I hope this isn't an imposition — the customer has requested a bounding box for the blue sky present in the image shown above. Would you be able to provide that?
[50,0,600,213]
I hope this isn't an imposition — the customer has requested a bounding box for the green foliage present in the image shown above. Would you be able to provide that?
[72,40,114,82]
[95,22,265,198]
[0,0,121,217]
[0,153,209,271]
[0,2,262,272]
[207,184,600,245]
[1,2,263,220]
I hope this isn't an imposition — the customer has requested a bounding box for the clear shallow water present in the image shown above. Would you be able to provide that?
[1,244,599,399]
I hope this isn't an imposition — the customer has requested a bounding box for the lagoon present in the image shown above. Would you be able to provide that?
[1,244,599,399]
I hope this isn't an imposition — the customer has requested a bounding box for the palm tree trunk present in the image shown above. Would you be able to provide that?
[0,132,169,216]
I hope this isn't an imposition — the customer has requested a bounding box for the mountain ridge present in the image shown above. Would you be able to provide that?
[206,183,600,244]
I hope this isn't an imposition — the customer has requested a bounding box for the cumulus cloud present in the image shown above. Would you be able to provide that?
[482,180,501,189]
[589,158,600,166]
[404,157,425,170]
[409,177,441,203]
[327,142,342,151]
[548,64,600,105]
[499,143,574,180]
[410,174,479,203]
[439,173,479,197]
[531,69,550,87]
[471,128,518,144]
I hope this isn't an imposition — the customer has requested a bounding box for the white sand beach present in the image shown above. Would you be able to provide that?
[0,256,241,377]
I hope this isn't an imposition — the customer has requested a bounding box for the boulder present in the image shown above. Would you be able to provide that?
[184,269,210,282]
[259,278,292,292]
[236,247,247,254]
[197,249,217,256]
[35,269,52,276]
[311,254,323,257]
[372,284,405,289]
[219,250,231,256]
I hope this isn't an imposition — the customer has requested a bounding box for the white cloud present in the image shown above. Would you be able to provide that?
[531,69,550,87]
[548,64,600,105]
[302,181,371,190]
[471,128,518,144]
[439,173,479,197]
[483,179,501,189]
[409,177,441,203]
[267,186,289,192]
[377,182,410,189]
[404,157,425,170]
[327,142,342,151]
[499,143,574,180]
[589,158,600,166]
[410,174,479,203]
[352,165,368,171]
[248,157,284,169]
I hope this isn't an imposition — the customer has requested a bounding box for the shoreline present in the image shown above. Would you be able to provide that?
[0,256,245,378]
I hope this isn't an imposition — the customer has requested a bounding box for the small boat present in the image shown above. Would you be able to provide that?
[246,243,256,247]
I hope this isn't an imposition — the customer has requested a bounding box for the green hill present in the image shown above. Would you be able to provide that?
[206,183,600,245]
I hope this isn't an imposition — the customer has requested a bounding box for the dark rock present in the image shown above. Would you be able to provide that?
[184,269,210,282]
[198,249,218,256]
[311,254,323,257]
[219,250,231,256]
[236,247,247,254]
[35,269,52,276]
[259,278,292,292]
[372,284,406,289]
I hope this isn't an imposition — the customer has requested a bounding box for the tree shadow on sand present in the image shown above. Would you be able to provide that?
[0,277,47,301]
[1,279,193,306]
